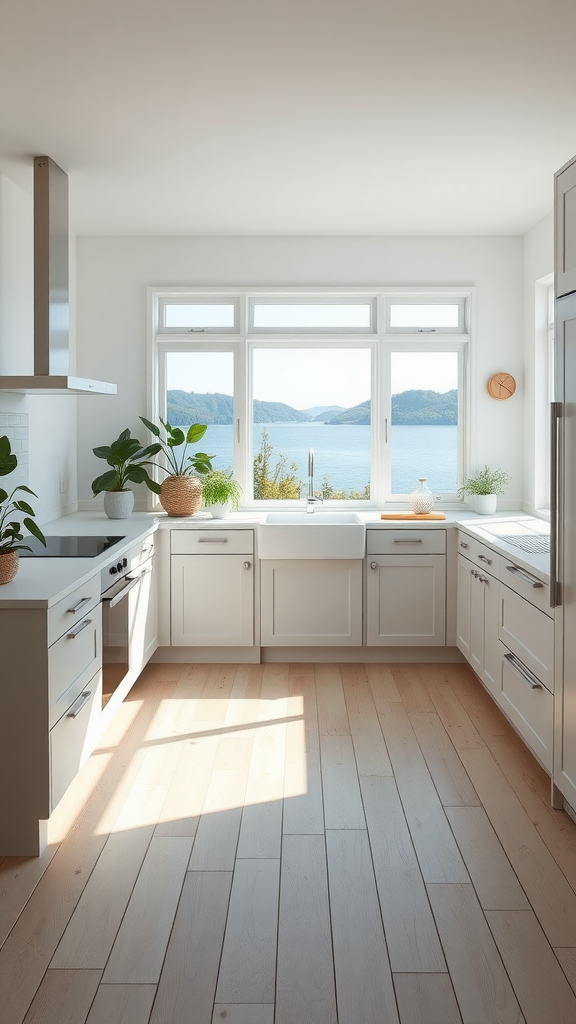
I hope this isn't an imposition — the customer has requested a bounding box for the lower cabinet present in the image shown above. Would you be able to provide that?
[366,529,446,646]
[260,559,362,646]
[456,553,500,698]
[170,529,254,646]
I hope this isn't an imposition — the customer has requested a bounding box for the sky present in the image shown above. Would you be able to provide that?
[166,349,458,409]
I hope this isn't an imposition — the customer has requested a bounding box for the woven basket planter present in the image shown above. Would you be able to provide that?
[0,551,19,585]
[159,475,203,517]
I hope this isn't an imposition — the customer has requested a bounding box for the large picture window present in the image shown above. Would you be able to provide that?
[151,289,469,507]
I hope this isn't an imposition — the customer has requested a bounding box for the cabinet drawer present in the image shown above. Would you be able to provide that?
[367,529,446,555]
[48,574,101,646]
[499,642,553,771]
[456,532,498,573]
[499,584,554,692]
[50,671,102,811]
[171,529,253,555]
[499,557,551,615]
[49,604,102,724]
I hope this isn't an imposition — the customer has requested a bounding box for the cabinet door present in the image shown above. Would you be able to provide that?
[456,554,472,659]
[260,560,362,646]
[171,554,254,646]
[555,157,576,298]
[482,571,501,698]
[367,555,445,646]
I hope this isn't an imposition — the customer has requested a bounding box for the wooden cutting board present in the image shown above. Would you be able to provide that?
[380,512,446,520]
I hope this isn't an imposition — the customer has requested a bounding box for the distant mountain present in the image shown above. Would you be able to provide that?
[167,388,457,427]
[392,389,457,425]
[167,390,310,425]
[326,390,457,426]
[301,405,345,422]
[327,401,370,425]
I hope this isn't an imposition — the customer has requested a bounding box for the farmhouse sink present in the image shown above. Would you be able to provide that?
[258,512,366,559]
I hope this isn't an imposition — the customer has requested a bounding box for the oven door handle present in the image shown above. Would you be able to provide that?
[101,559,153,608]
[102,575,141,608]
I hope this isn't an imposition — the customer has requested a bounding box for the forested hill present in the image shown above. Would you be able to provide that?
[166,388,457,426]
[167,391,309,424]
[326,390,457,425]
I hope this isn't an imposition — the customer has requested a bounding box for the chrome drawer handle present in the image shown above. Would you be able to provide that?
[393,539,423,544]
[470,568,478,577]
[243,561,251,570]
[197,537,228,543]
[66,690,92,718]
[478,554,492,565]
[66,618,92,639]
[503,651,542,690]
[370,561,378,570]
[506,564,544,589]
[67,596,92,615]
[460,540,469,549]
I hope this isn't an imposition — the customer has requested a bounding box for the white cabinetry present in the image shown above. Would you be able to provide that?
[366,529,446,646]
[0,574,102,856]
[260,559,362,646]
[456,536,500,699]
[171,529,254,646]
[498,558,554,772]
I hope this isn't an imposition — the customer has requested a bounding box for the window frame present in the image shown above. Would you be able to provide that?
[384,295,467,334]
[149,286,471,509]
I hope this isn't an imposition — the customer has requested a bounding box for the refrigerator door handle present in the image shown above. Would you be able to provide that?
[550,401,562,608]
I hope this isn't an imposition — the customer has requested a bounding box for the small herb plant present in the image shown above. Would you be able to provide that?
[459,465,510,497]
[140,417,214,477]
[0,435,46,553]
[91,429,162,495]
[202,470,242,511]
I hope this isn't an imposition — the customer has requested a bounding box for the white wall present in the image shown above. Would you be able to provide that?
[0,172,78,522]
[76,235,525,507]
[523,214,554,513]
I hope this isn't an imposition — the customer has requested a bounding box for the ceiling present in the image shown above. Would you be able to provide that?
[1,0,575,237]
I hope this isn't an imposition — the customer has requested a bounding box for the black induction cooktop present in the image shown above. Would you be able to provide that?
[19,535,125,558]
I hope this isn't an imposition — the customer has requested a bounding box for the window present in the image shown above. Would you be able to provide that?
[386,298,466,333]
[534,277,554,514]
[151,288,470,507]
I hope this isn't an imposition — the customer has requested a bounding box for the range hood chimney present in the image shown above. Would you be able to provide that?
[0,156,116,395]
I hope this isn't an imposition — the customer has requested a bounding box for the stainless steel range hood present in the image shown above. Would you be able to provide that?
[0,157,116,395]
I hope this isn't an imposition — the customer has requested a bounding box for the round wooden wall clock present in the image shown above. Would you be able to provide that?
[487,372,516,400]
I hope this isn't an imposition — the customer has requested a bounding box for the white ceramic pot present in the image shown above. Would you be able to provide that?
[104,489,134,519]
[470,494,497,515]
[205,501,232,519]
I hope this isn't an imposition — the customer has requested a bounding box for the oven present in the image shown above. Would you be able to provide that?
[100,535,156,712]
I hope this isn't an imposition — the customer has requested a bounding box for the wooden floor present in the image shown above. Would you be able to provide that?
[2,662,576,1024]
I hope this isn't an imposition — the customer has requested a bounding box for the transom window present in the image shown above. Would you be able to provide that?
[151,289,470,507]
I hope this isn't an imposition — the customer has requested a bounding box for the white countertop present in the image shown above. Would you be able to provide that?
[0,507,551,607]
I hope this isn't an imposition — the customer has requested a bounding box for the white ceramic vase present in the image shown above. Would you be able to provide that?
[470,494,497,515]
[104,489,134,519]
[205,501,232,519]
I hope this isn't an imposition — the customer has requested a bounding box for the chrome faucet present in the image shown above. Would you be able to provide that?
[306,447,323,512]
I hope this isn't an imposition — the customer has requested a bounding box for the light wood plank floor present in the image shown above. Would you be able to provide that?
[2,661,576,1023]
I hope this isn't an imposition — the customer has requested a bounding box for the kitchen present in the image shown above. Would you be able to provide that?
[1,3,576,1023]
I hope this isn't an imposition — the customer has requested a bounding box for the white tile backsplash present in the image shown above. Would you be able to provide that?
[1,412,28,487]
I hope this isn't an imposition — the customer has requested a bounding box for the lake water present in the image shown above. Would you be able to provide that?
[200,422,458,494]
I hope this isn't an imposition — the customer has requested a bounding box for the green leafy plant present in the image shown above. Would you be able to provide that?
[202,470,242,511]
[91,429,162,495]
[140,417,215,477]
[0,435,46,553]
[458,465,510,497]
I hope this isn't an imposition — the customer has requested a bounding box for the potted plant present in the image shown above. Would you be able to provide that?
[202,470,242,519]
[91,429,162,519]
[0,435,46,583]
[459,465,510,515]
[140,416,215,516]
